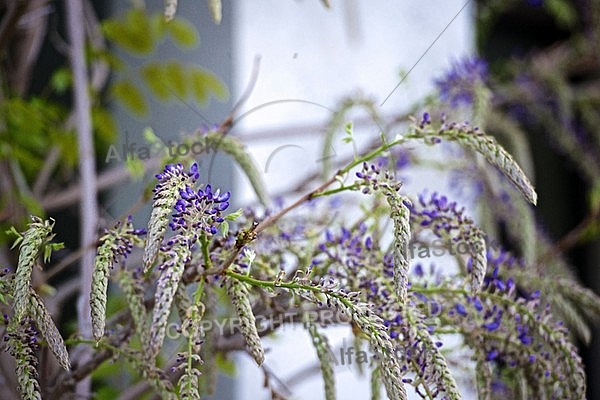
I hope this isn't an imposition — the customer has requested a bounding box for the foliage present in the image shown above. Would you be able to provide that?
[103,8,228,117]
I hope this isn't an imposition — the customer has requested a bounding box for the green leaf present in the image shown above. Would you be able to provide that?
[150,13,169,38]
[94,49,125,71]
[215,352,236,376]
[225,208,243,221]
[6,226,23,249]
[220,221,229,237]
[43,243,64,263]
[141,63,171,101]
[345,122,354,136]
[92,107,117,144]
[102,9,155,54]
[143,126,163,147]
[189,67,229,103]
[545,0,577,28]
[125,157,146,180]
[166,18,199,48]
[94,386,120,400]
[111,81,148,116]
[50,67,71,94]
[19,194,45,218]
[124,8,155,52]
[50,129,78,168]
[342,123,354,144]
[202,71,229,101]
[164,62,187,98]
[189,69,209,104]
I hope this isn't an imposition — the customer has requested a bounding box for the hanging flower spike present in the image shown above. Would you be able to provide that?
[298,288,407,400]
[402,309,461,399]
[225,276,264,366]
[411,118,537,205]
[116,267,149,339]
[388,194,412,304]
[147,237,191,361]
[91,217,145,342]
[467,228,487,293]
[13,217,56,322]
[6,319,42,400]
[355,162,412,303]
[29,290,70,371]
[307,322,336,400]
[406,192,488,294]
[143,163,198,272]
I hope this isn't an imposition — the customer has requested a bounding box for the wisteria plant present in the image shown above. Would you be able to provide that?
[3,103,600,399]
[1,1,600,400]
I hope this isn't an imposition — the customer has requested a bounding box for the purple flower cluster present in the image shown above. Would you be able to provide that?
[312,224,396,304]
[485,248,525,273]
[144,163,203,271]
[155,163,199,185]
[170,184,230,235]
[103,217,146,267]
[438,257,580,392]
[5,318,42,397]
[406,192,468,235]
[355,161,401,195]
[376,147,411,171]
[435,57,488,107]
[151,163,201,209]
[317,224,371,271]
[418,111,432,129]
[5,319,39,350]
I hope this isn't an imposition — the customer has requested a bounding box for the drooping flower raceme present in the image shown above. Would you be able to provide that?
[355,162,413,303]
[145,163,230,362]
[143,163,200,272]
[6,319,42,400]
[406,191,487,293]
[411,114,537,205]
[91,216,146,342]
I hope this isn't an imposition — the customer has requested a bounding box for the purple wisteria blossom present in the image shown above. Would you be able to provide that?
[170,183,230,236]
[435,57,488,107]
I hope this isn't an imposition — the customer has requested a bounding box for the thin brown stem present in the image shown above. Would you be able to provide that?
[204,174,339,276]
[255,174,339,235]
